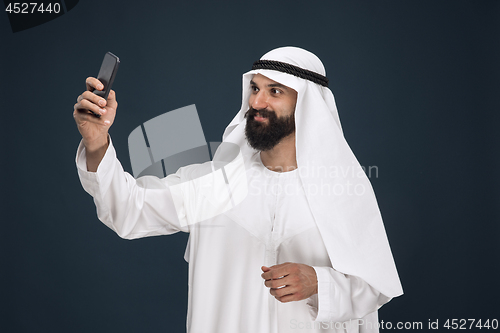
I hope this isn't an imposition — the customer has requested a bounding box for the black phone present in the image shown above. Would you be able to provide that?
[94,52,119,99]
[91,52,120,117]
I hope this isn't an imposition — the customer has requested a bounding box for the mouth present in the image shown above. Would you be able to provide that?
[254,112,268,122]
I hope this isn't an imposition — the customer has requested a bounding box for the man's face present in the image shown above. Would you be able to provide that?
[245,74,298,151]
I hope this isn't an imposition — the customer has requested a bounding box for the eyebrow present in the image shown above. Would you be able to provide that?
[250,80,289,91]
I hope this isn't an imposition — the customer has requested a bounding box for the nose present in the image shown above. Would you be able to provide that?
[250,91,268,110]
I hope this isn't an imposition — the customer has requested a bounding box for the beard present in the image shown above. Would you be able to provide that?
[244,107,295,151]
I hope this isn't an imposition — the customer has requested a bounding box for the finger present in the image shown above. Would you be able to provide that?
[81,90,108,107]
[106,89,118,109]
[261,266,271,273]
[74,99,107,117]
[262,269,286,280]
[261,263,293,280]
[275,293,299,303]
[76,93,105,114]
[85,77,104,92]
[74,101,105,119]
[261,265,281,280]
[74,98,99,118]
[270,285,297,298]
[264,262,292,272]
[73,108,111,126]
[264,275,295,289]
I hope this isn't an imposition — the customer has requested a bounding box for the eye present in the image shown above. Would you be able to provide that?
[271,88,282,95]
[251,85,259,93]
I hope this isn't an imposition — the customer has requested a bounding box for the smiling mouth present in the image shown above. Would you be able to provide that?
[254,112,268,122]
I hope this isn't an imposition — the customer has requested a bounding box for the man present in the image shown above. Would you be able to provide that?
[74,47,402,332]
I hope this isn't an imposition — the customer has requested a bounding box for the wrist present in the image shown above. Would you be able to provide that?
[83,135,109,154]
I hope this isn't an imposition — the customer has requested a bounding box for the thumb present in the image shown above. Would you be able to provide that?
[261,266,271,272]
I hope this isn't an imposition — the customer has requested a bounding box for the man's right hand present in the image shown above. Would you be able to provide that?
[73,77,118,172]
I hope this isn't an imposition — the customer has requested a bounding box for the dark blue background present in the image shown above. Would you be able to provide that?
[1,1,499,332]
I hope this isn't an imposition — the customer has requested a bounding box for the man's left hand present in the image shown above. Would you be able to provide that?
[261,262,318,303]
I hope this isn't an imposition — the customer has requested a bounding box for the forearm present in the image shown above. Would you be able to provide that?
[83,135,109,172]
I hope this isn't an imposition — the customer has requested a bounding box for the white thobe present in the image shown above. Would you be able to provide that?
[76,138,388,333]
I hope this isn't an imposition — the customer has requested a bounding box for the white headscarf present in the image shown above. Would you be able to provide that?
[222,46,403,298]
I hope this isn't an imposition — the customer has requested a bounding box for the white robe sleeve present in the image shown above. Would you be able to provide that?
[308,266,391,325]
[75,137,189,239]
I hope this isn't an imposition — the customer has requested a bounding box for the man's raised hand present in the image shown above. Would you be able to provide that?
[261,262,318,303]
[73,77,118,171]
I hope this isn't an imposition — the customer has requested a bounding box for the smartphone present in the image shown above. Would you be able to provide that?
[91,52,120,117]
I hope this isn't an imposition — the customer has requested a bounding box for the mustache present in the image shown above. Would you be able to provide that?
[244,107,276,119]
